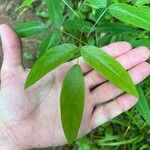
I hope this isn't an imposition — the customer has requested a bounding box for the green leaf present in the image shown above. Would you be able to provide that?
[97,23,137,34]
[45,0,62,28]
[63,19,93,33]
[85,0,107,9]
[135,0,150,6]
[25,44,79,89]
[14,21,48,38]
[61,64,85,144]
[108,3,150,31]
[38,30,61,58]
[136,86,150,125]
[80,46,138,97]
[17,0,35,10]
[140,5,150,11]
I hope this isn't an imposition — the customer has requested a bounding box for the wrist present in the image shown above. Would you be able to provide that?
[0,134,24,150]
[0,121,24,150]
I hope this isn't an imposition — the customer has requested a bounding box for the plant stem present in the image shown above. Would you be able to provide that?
[62,0,80,18]
[62,30,87,45]
[87,8,108,37]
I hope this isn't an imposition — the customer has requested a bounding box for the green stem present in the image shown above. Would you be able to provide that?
[62,30,87,45]
[87,8,108,37]
[62,0,80,18]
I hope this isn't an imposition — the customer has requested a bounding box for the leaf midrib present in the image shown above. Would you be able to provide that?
[17,24,46,33]
[84,49,134,92]
[110,5,150,26]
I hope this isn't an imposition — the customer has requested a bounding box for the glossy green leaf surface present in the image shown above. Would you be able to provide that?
[136,86,150,125]
[80,46,138,97]
[108,3,150,31]
[61,64,85,144]
[14,21,48,37]
[45,0,62,27]
[38,30,61,58]
[25,44,79,89]
[85,0,107,9]
[135,0,150,6]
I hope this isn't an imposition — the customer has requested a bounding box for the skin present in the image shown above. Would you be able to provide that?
[0,24,149,150]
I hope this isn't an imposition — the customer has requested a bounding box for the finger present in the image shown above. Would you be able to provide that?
[85,46,150,89]
[102,41,132,56]
[72,42,132,73]
[91,94,138,129]
[0,24,23,70]
[91,62,150,106]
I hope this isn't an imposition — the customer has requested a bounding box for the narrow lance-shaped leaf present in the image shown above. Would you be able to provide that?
[108,3,150,31]
[14,21,48,38]
[61,64,85,144]
[80,46,138,97]
[136,85,150,125]
[63,19,93,33]
[25,44,79,89]
[45,0,62,28]
[85,0,107,9]
[38,30,61,58]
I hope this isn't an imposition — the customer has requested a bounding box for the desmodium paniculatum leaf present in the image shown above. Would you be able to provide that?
[14,21,48,37]
[25,44,79,89]
[61,64,85,144]
[108,3,150,31]
[80,46,138,97]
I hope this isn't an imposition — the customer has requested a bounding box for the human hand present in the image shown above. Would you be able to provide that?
[0,24,149,150]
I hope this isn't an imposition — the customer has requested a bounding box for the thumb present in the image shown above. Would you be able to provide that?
[0,24,23,70]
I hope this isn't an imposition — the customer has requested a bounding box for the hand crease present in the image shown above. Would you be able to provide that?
[28,79,55,116]
[0,119,24,149]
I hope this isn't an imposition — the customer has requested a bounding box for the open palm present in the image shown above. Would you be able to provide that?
[0,25,149,150]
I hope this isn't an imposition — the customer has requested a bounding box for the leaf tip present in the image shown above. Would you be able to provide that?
[131,86,139,99]
[67,138,74,145]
